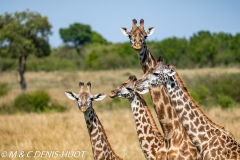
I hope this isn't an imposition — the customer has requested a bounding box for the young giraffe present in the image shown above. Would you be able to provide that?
[121,19,201,159]
[135,57,240,159]
[65,82,122,160]
[109,75,201,160]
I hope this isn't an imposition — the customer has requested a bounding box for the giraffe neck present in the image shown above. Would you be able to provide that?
[149,86,187,140]
[137,43,156,73]
[137,43,163,134]
[165,74,235,155]
[84,108,121,160]
[129,93,164,159]
[137,44,185,140]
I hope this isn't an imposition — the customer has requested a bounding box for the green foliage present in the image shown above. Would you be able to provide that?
[59,23,108,54]
[186,73,240,109]
[0,58,15,71]
[82,43,137,70]
[85,51,100,69]
[91,31,108,44]
[1,28,240,72]
[0,90,67,114]
[59,23,92,53]
[0,10,52,58]
[0,82,9,97]
[14,90,50,112]
[217,94,235,109]
[150,37,188,66]
[27,54,79,71]
[0,10,52,91]
[189,85,210,104]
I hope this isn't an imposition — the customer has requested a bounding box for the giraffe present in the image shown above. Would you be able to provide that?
[109,75,166,160]
[109,75,201,160]
[121,19,201,159]
[134,57,240,159]
[65,82,122,160]
[120,19,155,73]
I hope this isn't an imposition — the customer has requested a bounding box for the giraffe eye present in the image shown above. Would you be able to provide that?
[126,87,133,92]
[153,73,160,76]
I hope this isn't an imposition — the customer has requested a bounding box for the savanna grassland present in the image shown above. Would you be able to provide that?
[0,68,240,160]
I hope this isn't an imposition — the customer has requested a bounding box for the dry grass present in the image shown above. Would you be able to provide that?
[0,68,240,160]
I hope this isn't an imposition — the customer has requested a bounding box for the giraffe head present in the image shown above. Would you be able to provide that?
[109,75,137,99]
[65,82,106,112]
[121,19,155,51]
[135,56,176,94]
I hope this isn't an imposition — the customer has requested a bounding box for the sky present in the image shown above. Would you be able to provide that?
[1,1,240,48]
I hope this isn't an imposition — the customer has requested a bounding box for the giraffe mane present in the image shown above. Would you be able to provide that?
[170,65,235,139]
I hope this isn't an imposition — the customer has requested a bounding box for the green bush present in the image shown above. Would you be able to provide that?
[189,85,212,106]
[14,90,50,112]
[189,89,200,102]
[217,94,235,109]
[0,58,15,71]
[0,90,67,114]
[184,73,240,108]
[0,82,9,97]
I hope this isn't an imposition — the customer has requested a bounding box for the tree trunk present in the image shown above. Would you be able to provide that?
[18,55,27,92]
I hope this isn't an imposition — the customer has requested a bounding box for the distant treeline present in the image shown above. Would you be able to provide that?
[1,31,240,71]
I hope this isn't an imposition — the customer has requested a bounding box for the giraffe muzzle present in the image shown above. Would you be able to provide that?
[79,106,88,112]
[109,91,117,98]
[133,45,142,50]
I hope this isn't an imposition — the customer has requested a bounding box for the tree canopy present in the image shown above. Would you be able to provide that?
[0,10,52,58]
[59,23,108,54]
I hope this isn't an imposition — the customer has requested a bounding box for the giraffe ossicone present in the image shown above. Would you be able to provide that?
[65,82,122,160]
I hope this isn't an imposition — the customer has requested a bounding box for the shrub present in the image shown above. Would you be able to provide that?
[0,90,67,114]
[188,85,212,106]
[0,82,9,97]
[184,73,240,108]
[189,89,200,102]
[217,94,235,109]
[0,58,15,71]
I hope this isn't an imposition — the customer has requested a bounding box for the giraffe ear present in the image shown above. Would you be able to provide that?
[65,91,78,100]
[164,69,176,76]
[135,88,149,95]
[92,94,106,101]
[120,27,130,36]
[145,27,155,36]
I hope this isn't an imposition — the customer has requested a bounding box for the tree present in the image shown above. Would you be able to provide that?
[152,37,188,66]
[59,23,92,54]
[189,31,217,67]
[91,31,108,44]
[0,10,52,92]
[214,32,235,65]
[59,23,108,54]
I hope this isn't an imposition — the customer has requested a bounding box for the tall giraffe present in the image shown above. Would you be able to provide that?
[121,19,200,159]
[109,75,201,160]
[135,57,240,159]
[65,82,122,160]
[121,19,155,73]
